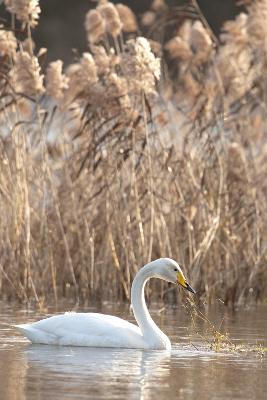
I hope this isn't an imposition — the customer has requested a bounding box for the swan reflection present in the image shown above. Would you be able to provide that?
[25,345,171,399]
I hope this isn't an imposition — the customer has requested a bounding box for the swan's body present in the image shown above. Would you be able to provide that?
[15,258,195,350]
[17,313,148,348]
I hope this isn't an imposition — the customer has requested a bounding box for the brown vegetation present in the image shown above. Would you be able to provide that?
[0,0,266,307]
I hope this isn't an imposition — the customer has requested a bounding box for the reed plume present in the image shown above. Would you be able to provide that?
[10,50,44,96]
[116,4,138,33]
[65,53,98,103]
[46,60,69,102]
[0,26,17,57]
[85,9,105,45]
[165,36,192,61]
[151,0,167,12]
[122,37,161,94]
[98,2,122,37]
[4,0,41,28]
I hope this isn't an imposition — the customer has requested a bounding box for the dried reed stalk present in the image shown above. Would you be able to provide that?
[0,0,266,307]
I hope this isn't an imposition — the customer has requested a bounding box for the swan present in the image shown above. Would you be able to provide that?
[15,258,195,350]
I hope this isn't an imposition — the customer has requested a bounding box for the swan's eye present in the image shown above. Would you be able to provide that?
[174,268,178,272]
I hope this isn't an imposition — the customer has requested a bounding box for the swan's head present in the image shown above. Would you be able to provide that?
[152,258,196,294]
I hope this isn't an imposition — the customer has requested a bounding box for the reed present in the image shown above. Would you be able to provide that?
[185,298,267,356]
[0,1,266,307]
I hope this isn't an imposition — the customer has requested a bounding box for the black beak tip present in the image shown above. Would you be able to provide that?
[186,283,196,294]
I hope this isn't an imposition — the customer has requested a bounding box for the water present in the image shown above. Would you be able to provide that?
[0,302,266,400]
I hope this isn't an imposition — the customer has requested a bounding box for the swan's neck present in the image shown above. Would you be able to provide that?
[131,263,169,347]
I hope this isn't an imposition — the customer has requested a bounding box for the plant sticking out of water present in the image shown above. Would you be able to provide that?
[185,297,233,352]
[185,297,267,357]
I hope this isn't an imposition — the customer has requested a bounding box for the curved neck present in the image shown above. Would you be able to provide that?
[131,262,163,338]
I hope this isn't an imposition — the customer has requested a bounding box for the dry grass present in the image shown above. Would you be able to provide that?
[185,297,267,356]
[0,0,266,307]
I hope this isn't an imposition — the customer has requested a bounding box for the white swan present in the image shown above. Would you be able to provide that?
[15,258,195,350]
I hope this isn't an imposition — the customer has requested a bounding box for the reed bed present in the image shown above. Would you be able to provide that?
[0,0,266,307]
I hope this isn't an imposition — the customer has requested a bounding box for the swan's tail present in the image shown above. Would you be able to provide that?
[14,324,56,344]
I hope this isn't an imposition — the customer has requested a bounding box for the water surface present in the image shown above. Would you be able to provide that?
[0,302,266,400]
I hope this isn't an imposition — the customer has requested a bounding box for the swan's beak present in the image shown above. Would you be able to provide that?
[177,272,196,294]
[184,282,196,294]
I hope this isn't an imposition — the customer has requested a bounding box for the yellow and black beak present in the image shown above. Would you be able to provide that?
[177,272,196,294]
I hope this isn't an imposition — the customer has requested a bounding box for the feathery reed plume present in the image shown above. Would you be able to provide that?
[178,20,192,42]
[0,26,17,57]
[122,36,160,94]
[76,52,98,83]
[91,45,111,75]
[217,12,252,103]
[246,0,267,50]
[98,2,122,37]
[46,60,69,102]
[165,36,192,61]
[105,72,131,111]
[116,4,138,33]
[190,21,212,50]
[4,0,41,28]
[165,20,212,70]
[151,0,167,12]
[65,53,98,102]
[221,13,248,45]
[85,9,105,45]
[190,21,213,64]
[141,11,156,27]
[11,50,44,96]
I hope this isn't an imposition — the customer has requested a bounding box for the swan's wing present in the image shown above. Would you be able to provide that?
[15,312,144,348]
